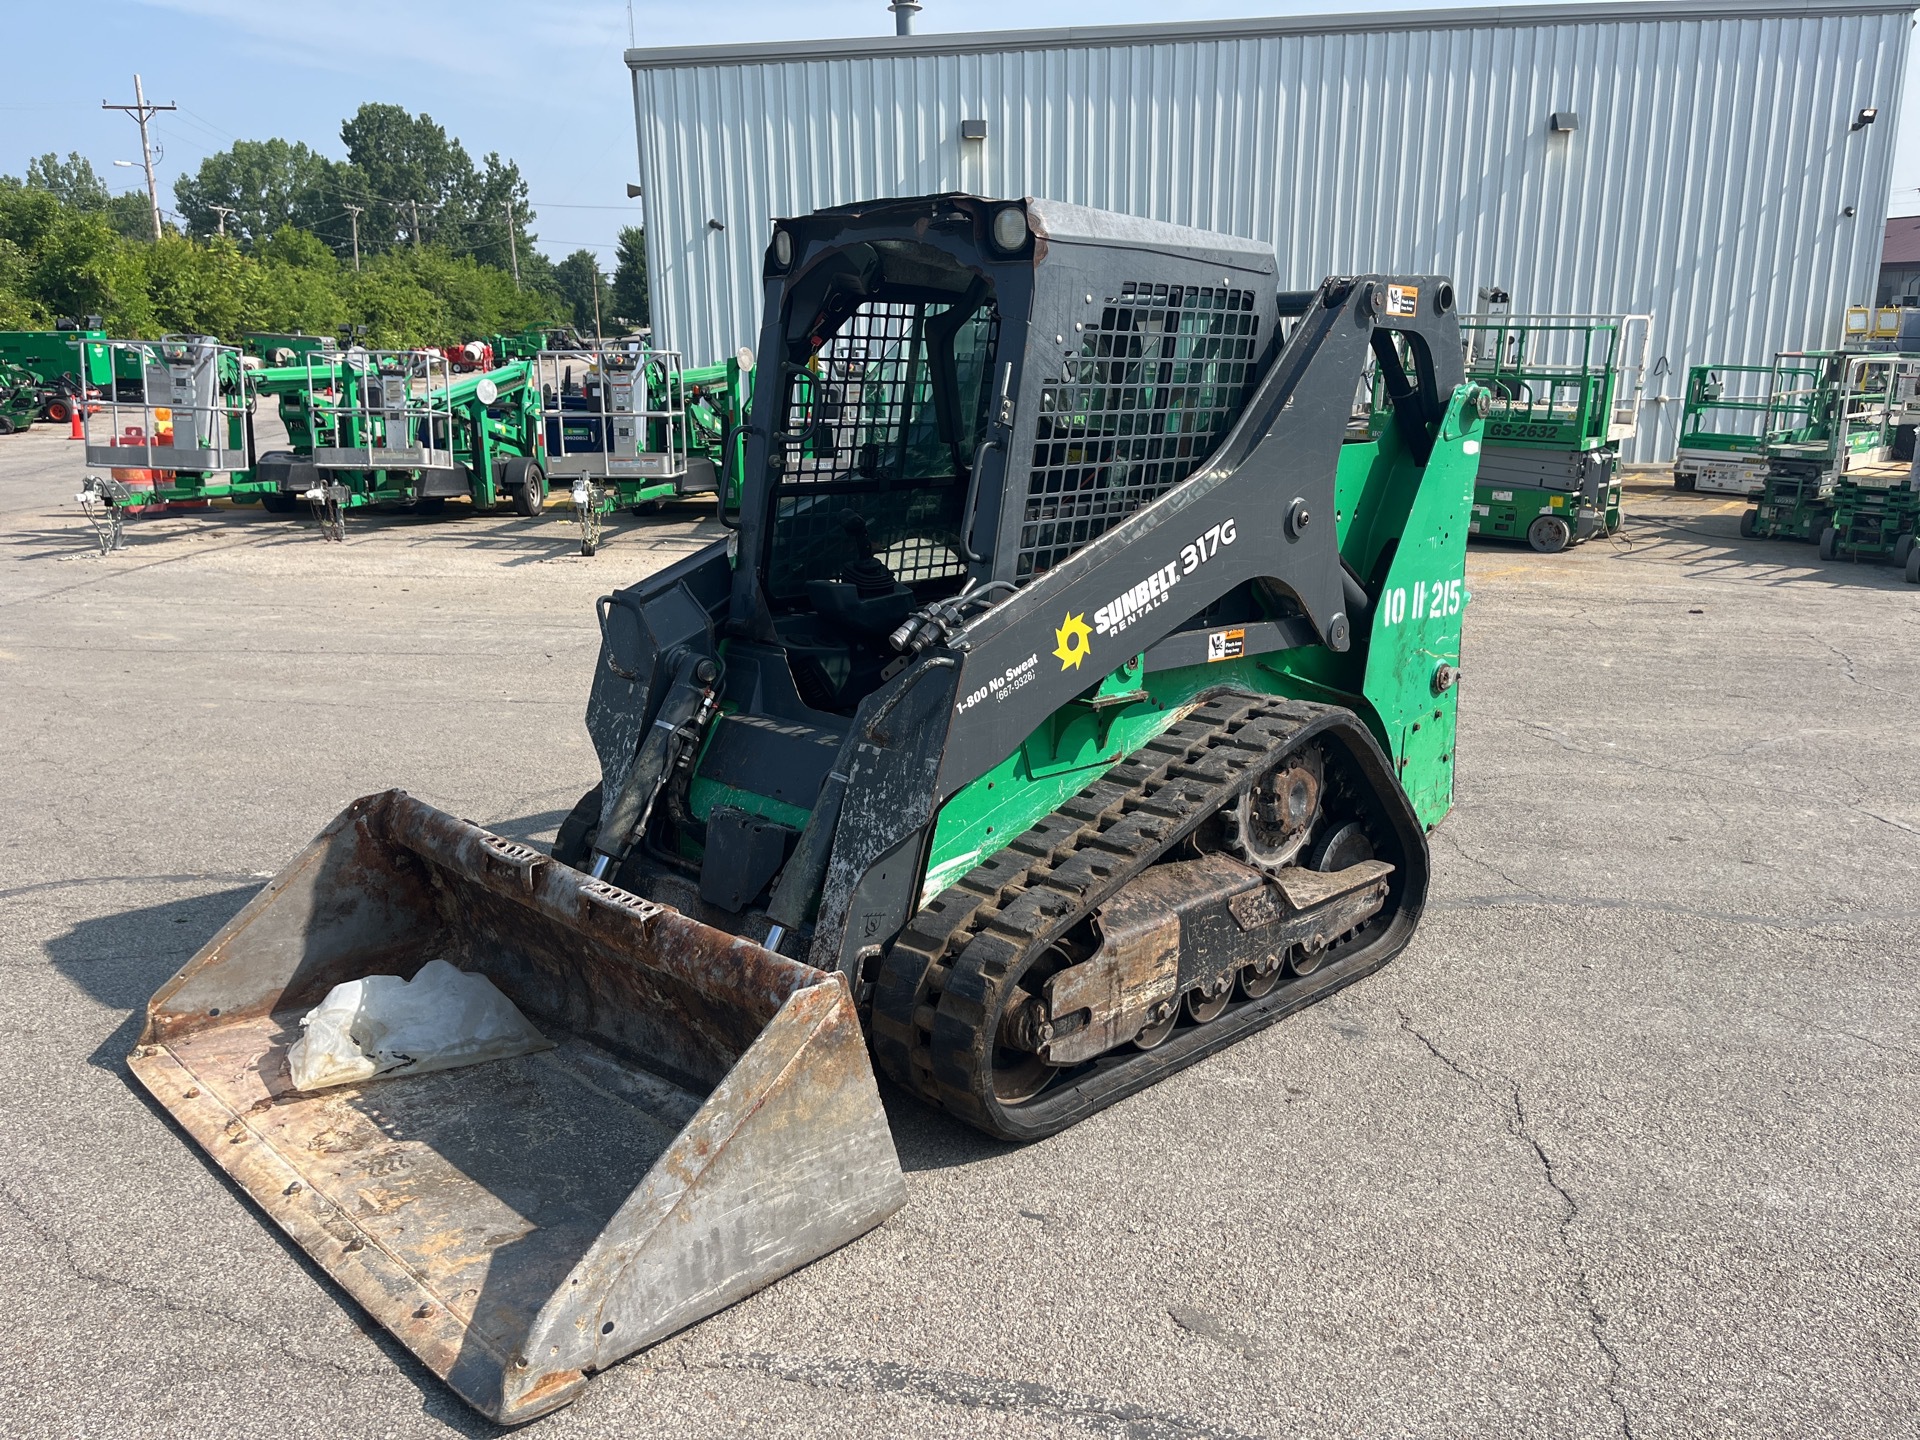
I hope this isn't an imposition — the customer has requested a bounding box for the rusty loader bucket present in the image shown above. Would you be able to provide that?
[129,791,906,1423]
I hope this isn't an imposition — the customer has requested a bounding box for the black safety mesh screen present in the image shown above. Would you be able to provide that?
[1016,283,1259,580]
[768,299,995,601]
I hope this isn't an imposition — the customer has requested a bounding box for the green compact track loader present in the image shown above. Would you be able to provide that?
[133,195,1487,1423]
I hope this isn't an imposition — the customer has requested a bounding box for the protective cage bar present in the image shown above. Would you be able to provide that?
[309,349,456,471]
[79,336,251,474]
[537,346,690,480]
[1459,312,1651,444]
[1016,280,1261,579]
[767,299,993,597]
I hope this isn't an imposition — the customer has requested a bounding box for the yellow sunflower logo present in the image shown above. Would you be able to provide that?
[1053,613,1093,670]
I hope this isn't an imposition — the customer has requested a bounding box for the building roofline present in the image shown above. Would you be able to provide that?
[626,0,1914,69]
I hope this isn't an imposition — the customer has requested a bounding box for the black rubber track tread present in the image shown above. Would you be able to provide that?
[873,691,1428,1140]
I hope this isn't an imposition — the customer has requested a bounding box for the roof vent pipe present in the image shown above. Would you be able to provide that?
[889,1,921,35]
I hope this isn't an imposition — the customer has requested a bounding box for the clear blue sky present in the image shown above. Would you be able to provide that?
[5,0,1916,268]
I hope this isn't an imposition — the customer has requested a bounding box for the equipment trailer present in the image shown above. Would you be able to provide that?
[132,195,1488,1422]
[538,344,751,554]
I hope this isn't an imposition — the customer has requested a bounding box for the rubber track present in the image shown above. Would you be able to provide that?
[872,690,1401,1139]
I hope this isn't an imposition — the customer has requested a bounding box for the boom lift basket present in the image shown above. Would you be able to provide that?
[129,790,905,1423]
[310,349,456,472]
[79,336,250,474]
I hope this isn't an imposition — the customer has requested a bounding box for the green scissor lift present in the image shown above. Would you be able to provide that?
[1670,363,1814,496]
[1456,312,1648,553]
[536,345,751,555]
[1742,350,1920,550]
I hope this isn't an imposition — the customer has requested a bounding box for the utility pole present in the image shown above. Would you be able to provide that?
[209,205,236,239]
[408,199,423,249]
[344,204,363,270]
[503,202,521,289]
[592,264,604,347]
[102,74,175,242]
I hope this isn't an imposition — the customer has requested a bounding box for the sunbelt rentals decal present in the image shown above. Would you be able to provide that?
[1053,519,1238,670]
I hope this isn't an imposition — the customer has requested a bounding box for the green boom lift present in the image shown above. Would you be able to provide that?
[537,344,752,555]
[132,194,1488,1422]
[258,349,548,541]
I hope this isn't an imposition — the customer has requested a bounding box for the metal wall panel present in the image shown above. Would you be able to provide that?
[629,1,1911,460]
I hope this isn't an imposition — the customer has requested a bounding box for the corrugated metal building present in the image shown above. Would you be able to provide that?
[626,0,1911,461]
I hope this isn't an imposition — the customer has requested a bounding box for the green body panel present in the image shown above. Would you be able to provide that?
[1749,471,1836,542]
[1825,479,1920,561]
[919,383,1486,897]
[1469,480,1619,543]
[0,330,110,387]
[687,776,814,833]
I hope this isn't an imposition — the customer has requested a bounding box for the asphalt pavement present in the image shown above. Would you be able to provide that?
[2,428,1916,1439]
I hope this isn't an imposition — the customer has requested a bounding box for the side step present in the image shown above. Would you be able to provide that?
[130,791,905,1423]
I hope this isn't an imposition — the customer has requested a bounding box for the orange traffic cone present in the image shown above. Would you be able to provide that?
[67,402,84,440]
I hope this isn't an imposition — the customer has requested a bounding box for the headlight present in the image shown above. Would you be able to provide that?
[990,206,1029,255]
[771,228,793,270]
[990,205,1036,253]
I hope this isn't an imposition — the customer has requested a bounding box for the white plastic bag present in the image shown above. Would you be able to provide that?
[288,959,553,1092]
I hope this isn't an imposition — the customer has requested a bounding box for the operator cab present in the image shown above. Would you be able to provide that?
[756,235,1003,713]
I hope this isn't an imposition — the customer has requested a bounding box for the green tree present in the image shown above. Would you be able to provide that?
[552,249,606,334]
[25,152,110,210]
[173,138,341,248]
[609,226,649,329]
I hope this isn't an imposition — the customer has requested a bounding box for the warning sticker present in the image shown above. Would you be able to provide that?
[1385,284,1419,318]
[1206,628,1246,663]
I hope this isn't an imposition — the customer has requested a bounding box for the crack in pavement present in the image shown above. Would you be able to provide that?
[1395,1016,1637,1440]
[1432,827,1540,899]
[1784,1017,1920,1062]
[1504,1084,1638,1440]
[0,1181,382,1382]
[710,1352,1269,1440]
[1855,807,1920,841]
